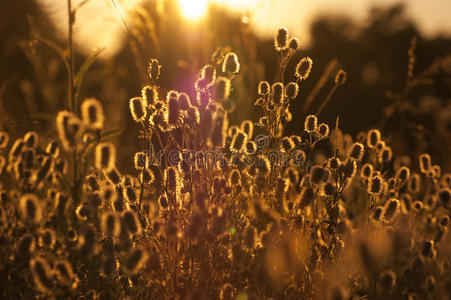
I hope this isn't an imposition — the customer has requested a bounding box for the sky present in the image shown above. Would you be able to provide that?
[38,0,451,58]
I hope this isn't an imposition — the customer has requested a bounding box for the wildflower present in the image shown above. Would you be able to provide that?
[419,153,432,173]
[81,98,104,129]
[258,81,270,95]
[230,131,247,152]
[271,82,284,105]
[275,26,289,50]
[215,76,231,100]
[304,114,318,133]
[368,175,383,194]
[20,194,41,222]
[285,82,299,99]
[295,57,313,80]
[30,257,53,292]
[289,37,299,50]
[222,52,240,74]
[24,131,39,147]
[129,97,147,122]
[334,70,347,85]
[349,142,364,161]
[367,129,381,148]
[147,58,161,80]
[95,142,116,171]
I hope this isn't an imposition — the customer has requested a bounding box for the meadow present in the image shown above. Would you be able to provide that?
[0,1,451,299]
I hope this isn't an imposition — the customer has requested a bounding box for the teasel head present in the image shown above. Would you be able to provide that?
[147,58,161,80]
[373,206,384,221]
[327,156,341,170]
[438,188,450,208]
[361,163,373,178]
[317,123,329,138]
[228,169,241,187]
[230,131,247,152]
[348,142,364,161]
[378,146,392,164]
[196,89,211,108]
[187,106,200,125]
[334,70,347,85]
[102,211,121,238]
[285,82,299,100]
[201,64,216,84]
[323,182,336,197]
[298,186,315,209]
[280,136,295,152]
[295,57,313,80]
[165,166,180,195]
[55,260,77,287]
[24,131,39,148]
[222,52,240,74]
[129,97,147,122]
[85,174,100,192]
[367,129,381,148]
[258,81,270,96]
[375,140,386,152]
[340,159,357,179]
[0,131,9,148]
[124,247,147,274]
[45,140,60,158]
[140,169,155,185]
[421,239,434,257]
[122,186,137,204]
[20,194,41,222]
[33,156,53,184]
[56,111,83,151]
[133,151,149,170]
[95,142,116,171]
[175,93,191,111]
[275,26,289,50]
[384,198,400,220]
[240,120,254,140]
[214,76,231,100]
[166,91,181,126]
[81,98,104,130]
[30,257,53,292]
[255,155,271,174]
[304,114,318,133]
[408,173,421,194]
[419,153,432,173]
[396,166,410,182]
[310,166,329,184]
[368,175,383,195]
[9,138,25,162]
[271,82,284,105]
[142,85,158,106]
[104,166,121,185]
[245,141,257,154]
[289,37,299,51]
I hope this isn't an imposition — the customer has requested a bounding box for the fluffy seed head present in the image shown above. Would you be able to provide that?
[81,98,104,129]
[142,85,158,106]
[438,188,450,207]
[289,37,299,50]
[166,91,180,126]
[165,166,180,194]
[101,211,120,237]
[318,123,329,137]
[285,82,299,99]
[384,198,400,220]
[271,82,284,105]
[230,131,247,152]
[379,147,393,164]
[298,186,315,208]
[275,27,289,50]
[396,167,410,182]
[124,247,147,274]
[419,153,432,173]
[368,176,383,194]
[147,58,161,80]
[280,137,295,152]
[310,166,329,184]
[140,169,155,185]
[24,131,39,148]
[215,76,231,100]
[258,81,270,95]
[304,114,318,133]
[361,163,373,178]
[349,142,364,161]
[20,194,41,222]
[177,93,192,110]
[295,57,313,80]
[222,52,240,74]
[45,140,60,158]
[408,173,421,193]
[367,129,381,148]
[201,64,216,85]
[129,97,147,122]
[30,257,53,292]
[95,143,116,171]
[104,166,121,185]
[240,120,254,139]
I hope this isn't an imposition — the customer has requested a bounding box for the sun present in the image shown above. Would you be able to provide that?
[178,0,209,20]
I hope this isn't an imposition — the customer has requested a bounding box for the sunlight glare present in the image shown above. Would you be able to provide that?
[178,0,209,20]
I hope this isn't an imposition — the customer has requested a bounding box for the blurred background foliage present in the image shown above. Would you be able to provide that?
[1,0,450,171]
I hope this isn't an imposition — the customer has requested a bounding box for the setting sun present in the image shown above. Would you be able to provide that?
[178,0,209,20]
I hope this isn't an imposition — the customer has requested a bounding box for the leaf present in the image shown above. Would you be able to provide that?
[74,47,105,101]
[33,33,70,73]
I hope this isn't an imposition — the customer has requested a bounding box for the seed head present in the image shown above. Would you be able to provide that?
[384,198,400,220]
[318,123,329,137]
[241,120,254,139]
[298,186,314,209]
[396,166,410,182]
[104,166,121,185]
[368,176,383,194]
[215,76,231,100]
[275,27,289,50]
[45,140,60,158]
[271,82,284,105]
[258,81,270,95]
[201,64,216,85]
[367,129,381,148]
[361,163,373,178]
[222,52,240,74]
[129,97,147,122]
[24,131,39,148]
[328,156,341,169]
[142,85,158,106]
[230,131,247,152]
[81,98,104,129]
[55,260,76,286]
[310,166,329,184]
[280,137,295,152]
[438,188,450,207]
[379,147,393,164]
[178,92,192,110]
[140,169,155,185]
[147,58,161,80]
[349,142,364,161]
[30,257,53,292]
[101,211,121,238]
[124,247,147,274]
[20,194,41,222]
[285,82,299,99]
[289,37,299,50]
[408,173,421,193]
[334,70,347,85]
[419,153,432,173]
[165,166,180,194]
[0,131,9,148]
[295,57,313,80]
[95,142,116,171]
[304,114,318,133]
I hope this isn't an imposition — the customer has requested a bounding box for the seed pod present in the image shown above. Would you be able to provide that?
[166,91,180,126]
[147,58,161,80]
[129,97,147,122]
[177,92,192,111]
[134,152,149,170]
[230,131,247,152]
[222,52,240,74]
[215,76,231,100]
[275,27,289,50]
[95,142,116,171]
[81,98,104,129]
[45,140,60,158]
[361,163,373,178]
[24,131,39,148]
[187,106,200,124]
[396,167,410,182]
[304,114,318,133]
[289,37,299,50]
[318,123,329,137]
[0,131,9,148]
[438,188,450,207]
[104,166,121,185]
[384,198,400,220]
[408,173,421,193]
[30,257,53,292]
[368,176,383,195]
[379,147,393,164]
[76,202,90,220]
[271,82,284,105]
[280,137,294,152]
[102,211,121,237]
[419,153,432,173]
[367,129,381,148]
[413,201,423,212]
[142,85,158,106]
[240,120,254,139]
[340,159,357,179]
[228,169,241,186]
[349,142,364,161]
[285,82,299,99]
[140,169,155,185]
[298,186,314,209]
[258,81,270,95]
[328,157,341,169]
[245,141,257,154]
[334,70,347,85]
[124,247,147,274]
[20,194,41,222]
[295,57,313,80]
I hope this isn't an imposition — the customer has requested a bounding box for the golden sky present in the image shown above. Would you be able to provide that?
[38,0,451,58]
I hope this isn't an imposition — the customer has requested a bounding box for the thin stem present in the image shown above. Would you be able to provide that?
[67,0,75,112]
[316,83,338,117]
